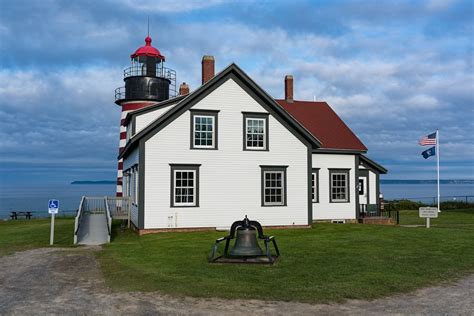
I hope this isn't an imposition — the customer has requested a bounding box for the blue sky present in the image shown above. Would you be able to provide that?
[0,0,473,184]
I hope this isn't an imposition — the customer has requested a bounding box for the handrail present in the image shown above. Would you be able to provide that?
[105,196,112,243]
[74,196,86,244]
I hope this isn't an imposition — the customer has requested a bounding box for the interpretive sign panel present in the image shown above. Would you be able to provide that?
[419,207,438,218]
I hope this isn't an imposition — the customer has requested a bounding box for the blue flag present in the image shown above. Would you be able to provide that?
[422,146,436,159]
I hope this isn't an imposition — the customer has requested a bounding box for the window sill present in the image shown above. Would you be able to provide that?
[190,147,218,150]
[244,148,269,151]
[262,204,287,207]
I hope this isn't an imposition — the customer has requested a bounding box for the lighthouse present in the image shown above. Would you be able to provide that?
[114,35,177,196]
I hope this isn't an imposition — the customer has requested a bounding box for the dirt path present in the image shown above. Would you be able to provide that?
[0,248,472,315]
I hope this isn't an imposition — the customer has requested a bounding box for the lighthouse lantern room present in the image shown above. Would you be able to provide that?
[115,36,177,103]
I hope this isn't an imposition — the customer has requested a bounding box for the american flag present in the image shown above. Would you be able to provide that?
[419,132,437,146]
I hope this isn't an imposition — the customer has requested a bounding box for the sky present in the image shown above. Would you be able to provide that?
[0,0,473,185]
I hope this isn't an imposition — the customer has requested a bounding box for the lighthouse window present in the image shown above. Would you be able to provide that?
[243,113,269,151]
[190,110,219,150]
[170,164,200,207]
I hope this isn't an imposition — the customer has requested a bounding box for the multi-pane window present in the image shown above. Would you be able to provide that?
[191,110,218,149]
[134,167,139,204]
[312,170,319,203]
[246,118,265,149]
[243,113,268,150]
[124,165,139,205]
[330,170,349,203]
[170,164,200,207]
[194,116,214,147]
[261,166,287,206]
[358,178,364,195]
[174,171,196,206]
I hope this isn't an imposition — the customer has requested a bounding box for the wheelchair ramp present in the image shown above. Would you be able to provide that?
[74,197,112,245]
[76,211,109,245]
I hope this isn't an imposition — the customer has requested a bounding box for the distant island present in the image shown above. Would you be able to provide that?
[71,180,116,185]
[381,179,474,184]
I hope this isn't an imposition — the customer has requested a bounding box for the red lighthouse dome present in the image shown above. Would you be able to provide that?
[130,36,165,60]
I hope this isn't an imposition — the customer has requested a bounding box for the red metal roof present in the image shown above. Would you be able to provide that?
[130,36,165,60]
[276,99,367,151]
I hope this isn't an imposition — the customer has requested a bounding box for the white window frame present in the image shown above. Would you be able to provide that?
[245,117,266,150]
[330,171,349,203]
[134,167,139,205]
[312,170,319,203]
[173,170,197,207]
[193,115,215,149]
[262,168,286,206]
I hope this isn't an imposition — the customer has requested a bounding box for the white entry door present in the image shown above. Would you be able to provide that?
[358,177,368,205]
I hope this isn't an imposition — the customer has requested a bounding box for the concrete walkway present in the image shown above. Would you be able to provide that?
[0,248,473,315]
[76,212,109,245]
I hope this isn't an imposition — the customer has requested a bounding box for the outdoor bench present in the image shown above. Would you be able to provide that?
[10,211,33,220]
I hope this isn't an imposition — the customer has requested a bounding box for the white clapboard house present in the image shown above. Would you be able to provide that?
[115,39,386,234]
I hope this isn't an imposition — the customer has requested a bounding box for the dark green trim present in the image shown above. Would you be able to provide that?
[329,169,351,203]
[259,165,288,168]
[360,154,387,174]
[170,164,201,208]
[307,147,313,224]
[355,155,360,218]
[311,168,320,203]
[358,170,369,202]
[313,148,366,154]
[376,172,381,210]
[190,109,219,150]
[119,63,321,160]
[243,112,269,151]
[260,165,288,207]
[138,140,145,229]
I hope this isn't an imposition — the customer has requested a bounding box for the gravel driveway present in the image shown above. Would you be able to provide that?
[0,247,472,315]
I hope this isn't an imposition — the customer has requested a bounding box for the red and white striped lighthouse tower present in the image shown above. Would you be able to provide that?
[114,35,176,196]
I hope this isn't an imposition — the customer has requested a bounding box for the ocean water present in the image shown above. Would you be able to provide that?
[380,183,474,203]
[0,183,473,220]
[0,184,115,219]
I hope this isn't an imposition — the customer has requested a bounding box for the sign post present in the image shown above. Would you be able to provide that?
[419,207,438,228]
[48,199,59,245]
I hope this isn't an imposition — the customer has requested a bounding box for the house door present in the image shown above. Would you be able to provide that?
[358,176,368,206]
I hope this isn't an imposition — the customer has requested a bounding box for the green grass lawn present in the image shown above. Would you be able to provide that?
[97,209,474,303]
[0,217,74,256]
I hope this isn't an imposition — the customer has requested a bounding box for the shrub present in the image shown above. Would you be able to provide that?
[385,199,474,211]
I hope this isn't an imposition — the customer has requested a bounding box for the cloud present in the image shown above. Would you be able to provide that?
[0,0,473,183]
[116,0,226,13]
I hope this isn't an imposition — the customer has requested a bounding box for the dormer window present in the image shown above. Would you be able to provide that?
[190,110,219,150]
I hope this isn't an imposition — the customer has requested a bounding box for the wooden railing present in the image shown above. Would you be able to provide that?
[105,196,131,228]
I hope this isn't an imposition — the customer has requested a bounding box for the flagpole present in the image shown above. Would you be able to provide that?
[437,129,440,212]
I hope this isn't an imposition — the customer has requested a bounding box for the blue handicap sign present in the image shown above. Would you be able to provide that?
[48,199,59,212]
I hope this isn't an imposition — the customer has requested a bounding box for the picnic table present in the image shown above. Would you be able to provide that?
[10,211,33,220]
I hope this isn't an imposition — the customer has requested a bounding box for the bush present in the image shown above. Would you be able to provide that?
[386,199,425,210]
[385,199,474,211]
[440,201,474,210]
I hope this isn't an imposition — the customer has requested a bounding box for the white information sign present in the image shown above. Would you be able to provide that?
[48,199,59,214]
[48,199,59,245]
[419,207,438,218]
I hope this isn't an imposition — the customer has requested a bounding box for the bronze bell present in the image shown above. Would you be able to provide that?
[230,226,263,257]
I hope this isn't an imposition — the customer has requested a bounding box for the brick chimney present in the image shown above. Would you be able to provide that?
[285,75,293,103]
[202,55,215,84]
[179,82,189,95]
